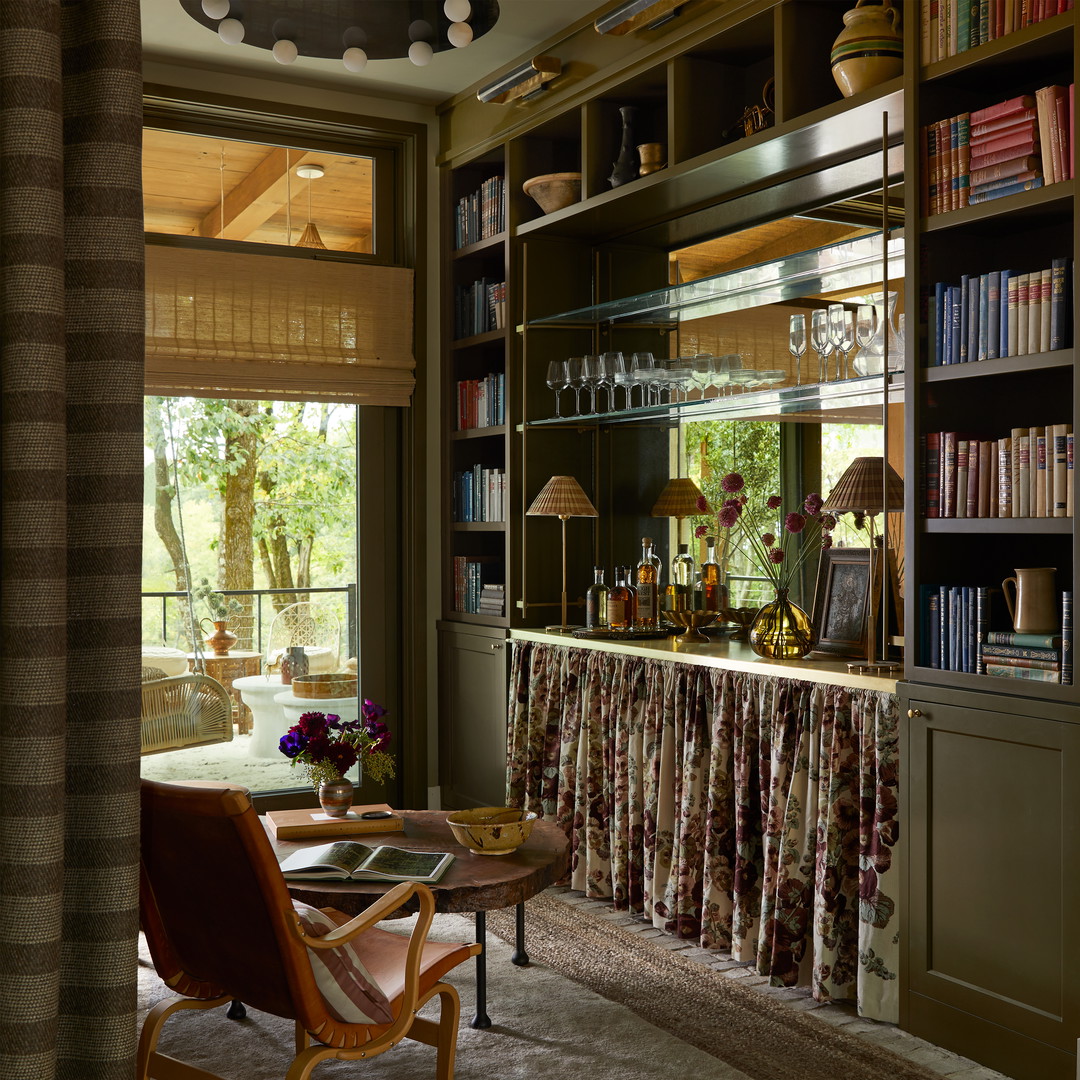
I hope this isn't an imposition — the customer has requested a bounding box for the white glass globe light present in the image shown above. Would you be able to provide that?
[272,38,298,64]
[342,47,368,72]
[447,21,473,47]
[217,17,245,44]
[201,0,230,20]
[444,0,472,20]
[408,40,433,66]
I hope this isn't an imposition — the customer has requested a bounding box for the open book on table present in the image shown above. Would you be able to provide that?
[278,840,455,884]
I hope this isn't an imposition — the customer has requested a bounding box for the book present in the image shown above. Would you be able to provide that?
[979,654,1060,670]
[925,431,942,516]
[1063,591,1073,685]
[970,93,1037,126]
[1052,422,1070,516]
[975,585,997,673]
[279,840,456,883]
[967,176,1044,203]
[981,642,1061,661]
[1050,256,1070,350]
[985,630,1062,647]
[266,803,405,840]
[984,662,1061,681]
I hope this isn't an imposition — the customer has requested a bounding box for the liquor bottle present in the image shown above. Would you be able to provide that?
[607,565,637,630]
[699,535,728,612]
[585,566,609,630]
[665,544,695,612]
[635,537,659,629]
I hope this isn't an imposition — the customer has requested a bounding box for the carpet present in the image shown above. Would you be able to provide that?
[486,892,944,1080]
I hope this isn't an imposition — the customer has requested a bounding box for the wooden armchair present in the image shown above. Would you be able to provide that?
[140,671,233,755]
[138,779,480,1080]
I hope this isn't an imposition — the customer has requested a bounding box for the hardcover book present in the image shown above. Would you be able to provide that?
[266,803,405,841]
[1063,590,1073,685]
[984,662,1061,682]
[278,840,455,884]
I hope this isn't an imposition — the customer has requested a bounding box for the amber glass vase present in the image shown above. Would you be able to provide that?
[748,588,815,659]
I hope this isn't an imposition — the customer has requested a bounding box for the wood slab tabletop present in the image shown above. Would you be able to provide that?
[267,808,569,915]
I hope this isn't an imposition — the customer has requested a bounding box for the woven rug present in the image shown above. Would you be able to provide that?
[486,892,941,1080]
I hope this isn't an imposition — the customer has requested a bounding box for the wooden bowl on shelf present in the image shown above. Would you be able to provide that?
[291,673,358,699]
[522,172,581,214]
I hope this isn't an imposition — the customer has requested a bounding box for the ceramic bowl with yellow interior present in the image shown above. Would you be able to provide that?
[446,806,538,856]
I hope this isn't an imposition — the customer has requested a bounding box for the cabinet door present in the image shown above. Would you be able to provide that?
[438,624,509,809]
[903,689,1080,1080]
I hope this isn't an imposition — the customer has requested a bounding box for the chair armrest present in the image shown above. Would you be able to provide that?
[294,881,425,949]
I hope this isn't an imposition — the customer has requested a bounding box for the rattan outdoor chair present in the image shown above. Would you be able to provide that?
[140,671,234,755]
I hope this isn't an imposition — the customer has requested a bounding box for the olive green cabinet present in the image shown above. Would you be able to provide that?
[900,683,1080,1080]
[437,621,509,809]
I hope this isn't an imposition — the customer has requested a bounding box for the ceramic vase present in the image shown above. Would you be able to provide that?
[749,589,815,659]
[1002,567,1058,634]
[830,0,903,99]
[609,105,639,187]
[201,619,237,656]
[280,645,309,686]
[318,776,354,818]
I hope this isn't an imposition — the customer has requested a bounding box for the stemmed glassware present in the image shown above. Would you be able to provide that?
[599,351,624,411]
[631,352,656,407]
[546,359,569,417]
[827,303,854,381]
[854,305,877,375]
[788,314,806,386]
[566,356,584,413]
[581,354,601,413]
[810,309,833,383]
[610,352,634,409]
[691,354,714,399]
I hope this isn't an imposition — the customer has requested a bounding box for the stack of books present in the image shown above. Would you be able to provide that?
[921,0,1075,65]
[925,86,1074,214]
[922,424,1073,518]
[478,584,506,617]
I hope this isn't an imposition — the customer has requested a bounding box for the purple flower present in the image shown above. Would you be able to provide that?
[761,532,775,547]
[804,493,824,516]
[279,730,306,758]
[694,524,708,538]
[784,512,806,534]
[718,505,740,528]
[768,548,785,564]
[766,495,783,510]
[721,472,745,494]
[695,495,710,512]
[361,698,387,722]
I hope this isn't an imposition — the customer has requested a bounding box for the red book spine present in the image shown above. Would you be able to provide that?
[969,121,1037,155]
[969,154,1041,185]
[969,141,1039,169]
[970,93,1037,125]
[942,431,958,517]
[970,108,1039,138]
[966,439,981,517]
[925,432,942,517]
[1052,86,1068,185]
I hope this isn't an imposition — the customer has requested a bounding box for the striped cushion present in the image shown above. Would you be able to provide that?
[291,901,393,1024]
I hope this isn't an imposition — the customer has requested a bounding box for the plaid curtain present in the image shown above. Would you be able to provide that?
[0,2,144,1077]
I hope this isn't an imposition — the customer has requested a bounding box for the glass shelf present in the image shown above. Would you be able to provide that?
[523,372,903,428]
[524,231,904,328]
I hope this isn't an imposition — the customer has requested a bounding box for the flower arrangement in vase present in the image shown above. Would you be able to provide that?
[697,472,837,658]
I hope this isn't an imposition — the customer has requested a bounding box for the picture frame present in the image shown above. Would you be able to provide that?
[810,547,876,659]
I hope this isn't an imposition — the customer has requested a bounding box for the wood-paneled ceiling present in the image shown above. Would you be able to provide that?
[143,129,373,252]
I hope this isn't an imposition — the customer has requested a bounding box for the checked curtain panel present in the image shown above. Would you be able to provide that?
[507,641,901,1024]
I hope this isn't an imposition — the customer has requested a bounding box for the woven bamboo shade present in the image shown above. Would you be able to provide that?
[651,477,711,518]
[144,245,415,406]
[822,457,904,515]
[526,476,598,518]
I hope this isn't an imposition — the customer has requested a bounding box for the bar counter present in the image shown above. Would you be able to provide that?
[507,627,901,1023]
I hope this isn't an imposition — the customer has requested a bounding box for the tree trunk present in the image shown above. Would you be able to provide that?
[223,400,258,648]
[146,400,188,592]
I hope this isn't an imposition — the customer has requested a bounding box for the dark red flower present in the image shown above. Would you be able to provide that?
[718,505,740,527]
[766,495,783,510]
[784,511,806,534]
[804,493,824,516]
[769,548,785,564]
[297,711,328,737]
[694,524,708,538]
[761,532,775,547]
[721,472,745,493]
[695,495,710,512]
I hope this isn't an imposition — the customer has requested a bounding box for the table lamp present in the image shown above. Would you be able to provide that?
[822,456,904,674]
[650,477,712,546]
[526,475,598,632]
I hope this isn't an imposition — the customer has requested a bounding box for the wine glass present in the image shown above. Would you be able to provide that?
[854,305,877,376]
[581,354,601,413]
[600,350,624,411]
[610,352,634,409]
[827,303,847,381]
[838,310,855,379]
[810,309,832,383]
[630,352,656,407]
[545,359,569,417]
[788,314,806,386]
[566,356,584,413]
[691,353,714,399]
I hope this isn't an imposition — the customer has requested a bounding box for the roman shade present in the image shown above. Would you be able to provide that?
[145,245,416,405]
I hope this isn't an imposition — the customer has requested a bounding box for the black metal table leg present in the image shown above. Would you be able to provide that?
[226,999,246,1020]
[511,901,529,966]
[470,910,491,1029]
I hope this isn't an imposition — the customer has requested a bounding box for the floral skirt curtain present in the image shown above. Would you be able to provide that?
[507,640,901,1023]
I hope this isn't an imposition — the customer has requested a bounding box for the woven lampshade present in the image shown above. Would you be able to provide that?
[651,477,712,518]
[822,457,904,515]
[526,475,598,519]
[295,221,327,249]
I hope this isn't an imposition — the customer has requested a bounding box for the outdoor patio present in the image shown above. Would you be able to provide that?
[139,732,302,790]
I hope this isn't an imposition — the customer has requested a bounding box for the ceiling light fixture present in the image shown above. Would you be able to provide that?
[294,164,327,250]
[179,0,499,72]
[594,0,684,36]
[476,54,562,104]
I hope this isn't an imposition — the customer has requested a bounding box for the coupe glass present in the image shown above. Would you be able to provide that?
[545,359,569,417]
[787,314,806,386]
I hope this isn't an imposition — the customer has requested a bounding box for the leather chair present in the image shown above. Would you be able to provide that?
[138,779,480,1080]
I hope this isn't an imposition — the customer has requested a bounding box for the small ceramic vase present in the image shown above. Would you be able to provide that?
[830,0,903,99]
[318,776,354,818]
[201,619,237,656]
[637,142,665,176]
[280,645,309,686]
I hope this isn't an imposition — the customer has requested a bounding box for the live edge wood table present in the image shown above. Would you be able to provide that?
[268,809,569,1028]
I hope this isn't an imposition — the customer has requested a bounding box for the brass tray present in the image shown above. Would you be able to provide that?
[571,627,674,641]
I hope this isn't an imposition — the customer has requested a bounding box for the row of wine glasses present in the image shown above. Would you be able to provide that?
[545,352,787,417]
[787,303,906,385]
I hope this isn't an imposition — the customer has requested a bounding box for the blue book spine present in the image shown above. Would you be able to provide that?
[998,270,1011,357]
[968,176,1045,204]
[1050,256,1070,351]
[949,286,962,364]
[986,270,1001,359]
[966,275,980,364]
[966,587,976,673]
[959,587,969,672]
[934,281,946,365]
[977,274,990,361]
[939,585,949,669]
[927,588,941,668]
[949,586,962,671]
[959,274,970,362]
[1063,591,1073,686]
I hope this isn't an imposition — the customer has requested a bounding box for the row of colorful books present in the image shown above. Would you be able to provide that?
[925,86,1074,215]
[454,175,505,249]
[923,425,1073,518]
[452,466,506,523]
[452,556,503,615]
[455,277,506,339]
[929,257,1071,365]
[921,0,1073,65]
[920,584,1072,684]
[455,371,504,431]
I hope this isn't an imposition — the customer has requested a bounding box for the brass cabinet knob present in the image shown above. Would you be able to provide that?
[490,642,503,651]
[907,708,922,718]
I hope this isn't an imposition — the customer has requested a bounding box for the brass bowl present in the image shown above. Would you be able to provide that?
[447,806,538,856]
[522,172,581,214]
[722,607,758,642]
[661,610,720,643]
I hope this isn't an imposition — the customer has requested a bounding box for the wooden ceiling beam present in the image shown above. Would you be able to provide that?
[197,148,326,241]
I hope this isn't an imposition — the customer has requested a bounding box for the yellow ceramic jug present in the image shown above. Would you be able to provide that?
[830,0,903,99]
